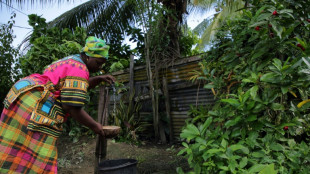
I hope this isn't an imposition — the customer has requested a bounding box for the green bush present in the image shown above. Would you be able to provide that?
[110,90,150,144]
[0,13,21,108]
[178,0,310,173]
[19,14,86,76]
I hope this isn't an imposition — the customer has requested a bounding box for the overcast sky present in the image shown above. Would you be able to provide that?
[0,1,214,48]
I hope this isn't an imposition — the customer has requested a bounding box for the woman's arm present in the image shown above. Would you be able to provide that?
[88,75,116,89]
[62,104,105,136]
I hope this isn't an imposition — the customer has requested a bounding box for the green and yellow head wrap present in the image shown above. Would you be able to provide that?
[81,36,109,59]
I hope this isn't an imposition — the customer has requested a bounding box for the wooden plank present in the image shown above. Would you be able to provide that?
[170,111,188,115]
[95,86,108,173]
[129,55,134,96]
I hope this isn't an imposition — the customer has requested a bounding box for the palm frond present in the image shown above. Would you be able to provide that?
[192,16,211,34]
[49,0,137,41]
[194,0,244,49]
[192,0,218,9]
[49,0,110,29]
[86,0,138,39]
[0,0,74,8]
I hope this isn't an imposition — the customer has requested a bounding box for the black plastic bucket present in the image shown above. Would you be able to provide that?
[98,159,138,174]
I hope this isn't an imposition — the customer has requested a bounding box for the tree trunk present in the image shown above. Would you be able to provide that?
[145,31,159,141]
[158,0,188,59]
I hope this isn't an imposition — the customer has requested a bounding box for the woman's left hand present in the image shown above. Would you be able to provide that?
[88,75,116,89]
[99,75,116,85]
[92,122,106,137]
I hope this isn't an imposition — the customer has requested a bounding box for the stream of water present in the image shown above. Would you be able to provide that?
[112,84,116,114]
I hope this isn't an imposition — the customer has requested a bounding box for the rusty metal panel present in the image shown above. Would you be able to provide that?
[107,55,215,141]
[170,86,215,111]
[169,86,215,140]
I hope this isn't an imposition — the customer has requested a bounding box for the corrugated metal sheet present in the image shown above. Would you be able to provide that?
[111,56,202,83]
[106,55,215,141]
[169,86,215,140]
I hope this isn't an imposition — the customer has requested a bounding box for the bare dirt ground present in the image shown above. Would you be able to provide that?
[57,136,189,174]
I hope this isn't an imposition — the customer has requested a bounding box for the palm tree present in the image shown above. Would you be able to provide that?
[1,0,247,51]
[190,0,245,49]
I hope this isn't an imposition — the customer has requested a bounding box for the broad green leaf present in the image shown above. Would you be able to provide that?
[180,124,200,140]
[257,13,272,21]
[242,90,251,103]
[225,116,241,128]
[182,142,189,148]
[279,9,294,19]
[270,20,283,38]
[281,86,289,94]
[204,84,214,89]
[201,117,213,134]
[186,124,200,135]
[229,144,245,152]
[271,103,285,110]
[207,148,224,154]
[288,139,296,148]
[242,78,255,83]
[221,139,228,148]
[188,153,193,164]
[195,137,206,145]
[259,163,277,174]
[276,123,296,129]
[252,151,265,158]
[270,143,284,151]
[260,72,278,83]
[252,49,266,59]
[254,6,267,18]
[250,85,259,99]
[282,23,298,38]
[272,58,282,71]
[199,145,206,151]
[219,153,228,159]
[300,141,309,153]
[221,99,240,107]
[249,21,268,28]
[239,157,248,169]
[246,115,257,122]
[208,111,218,116]
[302,57,310,68]
[231,129,241,137]
[218,166,229,171]
[228,159,238,172]
[288,58,303,71]
[177,148,187,156]
[247,101,256,110]
[241,147,250,154]
[194,164,201,174]
[249,164,266,173]
[176,167,185,174]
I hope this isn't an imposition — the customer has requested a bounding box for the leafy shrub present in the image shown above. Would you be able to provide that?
[178,0,310,173]
[19,14,86,76]
[110,90,150,144]
[0,13,21,109]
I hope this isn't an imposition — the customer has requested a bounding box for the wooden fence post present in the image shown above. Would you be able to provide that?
[94,85,109,173]
[129,55,135,95]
